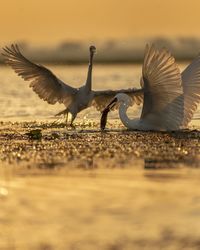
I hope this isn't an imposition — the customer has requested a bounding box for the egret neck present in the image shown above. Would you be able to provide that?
[119,100,140,130]
[85,49,94,92]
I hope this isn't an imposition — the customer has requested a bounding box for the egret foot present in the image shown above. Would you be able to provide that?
[70,123,76,129]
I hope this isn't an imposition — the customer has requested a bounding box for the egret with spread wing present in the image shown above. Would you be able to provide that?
[2,44,143,126]
[101,44,200,131]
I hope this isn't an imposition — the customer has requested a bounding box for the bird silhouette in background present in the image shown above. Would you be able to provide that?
[2,44,143,126]
[101,44,200,131]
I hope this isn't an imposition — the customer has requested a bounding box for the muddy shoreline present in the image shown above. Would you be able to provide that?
[0,121,199,169]
[0,121,200,250]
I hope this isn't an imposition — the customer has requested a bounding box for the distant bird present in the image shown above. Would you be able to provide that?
[2,44,143,126]
[101,44,200,131]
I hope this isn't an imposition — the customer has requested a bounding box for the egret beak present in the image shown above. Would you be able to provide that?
[100,97,118,130]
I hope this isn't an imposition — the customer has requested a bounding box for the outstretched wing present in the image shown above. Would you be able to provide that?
[2,44,78,106]
[141,44,184,130]
[91,88,143,111]
[181,54,200,126]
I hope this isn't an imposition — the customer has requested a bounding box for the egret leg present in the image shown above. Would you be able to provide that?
[70,113,77,128]
[64,111,69,125]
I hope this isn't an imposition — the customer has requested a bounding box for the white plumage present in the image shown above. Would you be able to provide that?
[101,44,200,131]
[2,44,143,126]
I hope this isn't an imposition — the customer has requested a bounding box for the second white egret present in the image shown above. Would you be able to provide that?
[101,44,200,131]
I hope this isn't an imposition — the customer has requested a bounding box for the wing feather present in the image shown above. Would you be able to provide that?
[91,88,143,111]
[141,44,184,130]
[2,44,78,106]
[181,54,200,126]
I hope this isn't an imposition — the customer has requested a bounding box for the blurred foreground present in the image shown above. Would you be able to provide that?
[0,121,200,249]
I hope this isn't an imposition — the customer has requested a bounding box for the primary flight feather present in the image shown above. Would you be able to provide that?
[2,44,143,126]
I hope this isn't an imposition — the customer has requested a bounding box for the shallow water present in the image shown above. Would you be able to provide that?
[1,166,200,249]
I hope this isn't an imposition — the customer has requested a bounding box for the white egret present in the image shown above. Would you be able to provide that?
[101,44,200,131]
[2,44,143,126]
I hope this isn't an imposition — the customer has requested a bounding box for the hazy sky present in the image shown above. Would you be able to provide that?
[1,0,200,45]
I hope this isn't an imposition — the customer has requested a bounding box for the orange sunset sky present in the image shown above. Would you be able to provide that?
[1,0,200,45]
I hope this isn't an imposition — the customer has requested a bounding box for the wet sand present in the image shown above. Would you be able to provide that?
[0,121,200,249]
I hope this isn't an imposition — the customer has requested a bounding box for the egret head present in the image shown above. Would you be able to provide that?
[115,93,132,106]
[100,93,132,130]
[89,45,96,55]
